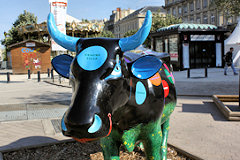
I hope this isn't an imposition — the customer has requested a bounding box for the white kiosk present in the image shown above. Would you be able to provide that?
[225,19,240,68]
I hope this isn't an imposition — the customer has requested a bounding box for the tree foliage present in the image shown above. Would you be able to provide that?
[123,12,182,48]
[89,30,115,38]
[1,10,37,49]
[152,14,182,32]
[123,30,137,37]
[212,0,240,16]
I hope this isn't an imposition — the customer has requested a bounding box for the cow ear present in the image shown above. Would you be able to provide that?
[51,54,73,79]
[131,55,162,79]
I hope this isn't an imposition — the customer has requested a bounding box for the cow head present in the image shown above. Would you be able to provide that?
[48,11,154,142]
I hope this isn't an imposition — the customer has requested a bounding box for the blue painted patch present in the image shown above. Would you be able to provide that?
[88,114,102,133]
[135,81,147,105]
[105,54,122,80]
[77,46,108,71]
[131,56,162,79]
[61,114,67,131]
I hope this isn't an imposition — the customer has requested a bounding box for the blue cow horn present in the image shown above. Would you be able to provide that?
[47,13,79,52]
[119,10,152,52]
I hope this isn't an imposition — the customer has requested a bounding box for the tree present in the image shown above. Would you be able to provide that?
[82,19,89,23]
[89,30,115,38]
[124,12,182,48]
[1,10,37,49]
[152,13,182,32]
[123,30,137,37]
[212,0,240,16]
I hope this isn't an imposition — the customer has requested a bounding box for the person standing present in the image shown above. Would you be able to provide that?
[224,47,238,75]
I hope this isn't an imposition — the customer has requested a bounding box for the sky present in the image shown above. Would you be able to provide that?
[0,0,164,49]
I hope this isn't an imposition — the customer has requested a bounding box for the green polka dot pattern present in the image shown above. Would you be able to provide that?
[100,64,176,160]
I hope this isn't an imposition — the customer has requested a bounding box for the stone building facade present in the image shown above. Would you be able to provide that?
[104,8,135,34]
[113,6,166,38]
[164,0,238,27]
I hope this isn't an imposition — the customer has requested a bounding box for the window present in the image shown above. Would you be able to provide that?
[196,16,201,23]
[183,4,188,13]
[196,0,200,9]
[173,7,176,16]
[183,17,188,23]
[190,1,194,12]
[218,14,224,26]
[178,6,182,15]
[203,14,208,24]
[211,14,215,24]
[190,16,194,23]
[203,0,208,8]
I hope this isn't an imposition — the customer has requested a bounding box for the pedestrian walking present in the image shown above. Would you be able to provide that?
[224,47,238,75]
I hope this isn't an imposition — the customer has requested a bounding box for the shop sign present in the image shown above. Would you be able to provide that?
[26,42,35,47]
[190,35,215,41]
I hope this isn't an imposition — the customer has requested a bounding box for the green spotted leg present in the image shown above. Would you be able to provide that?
[160,118,170,160]
[141,119,162,160]
[100,130,121,160]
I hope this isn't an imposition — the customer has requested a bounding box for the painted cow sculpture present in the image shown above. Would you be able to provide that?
[48,10,176,160]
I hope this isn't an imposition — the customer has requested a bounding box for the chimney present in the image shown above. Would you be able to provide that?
[117,8,121,20]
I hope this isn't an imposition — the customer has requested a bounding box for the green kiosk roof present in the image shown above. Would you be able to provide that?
[157,23,218,32]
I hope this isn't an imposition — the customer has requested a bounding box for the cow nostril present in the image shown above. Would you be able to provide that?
[88,114,102,133]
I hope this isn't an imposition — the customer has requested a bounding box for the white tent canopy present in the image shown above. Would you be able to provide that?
[66,14,81,23]
[224,19,240,67]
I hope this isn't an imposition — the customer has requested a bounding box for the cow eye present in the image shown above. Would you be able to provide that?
[104,55,122,80]
[100,67,114,80]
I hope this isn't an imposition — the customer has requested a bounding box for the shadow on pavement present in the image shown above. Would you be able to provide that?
[0,81,25,83]
[227,105,240,112]
[181,102,227,121]
[15,92,72,104]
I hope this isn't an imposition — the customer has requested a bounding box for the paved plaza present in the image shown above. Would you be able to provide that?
[0,68,239,160]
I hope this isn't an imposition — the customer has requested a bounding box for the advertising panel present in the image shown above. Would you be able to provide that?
[216,43,222,67]
[169,35,178,61]
[182,43,190,68]
[49,0,67,51]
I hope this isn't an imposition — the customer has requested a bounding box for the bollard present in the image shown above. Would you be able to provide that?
[205,66,208,77]
[51,69,54,79]
[28,69,31,79]
[47,68,50,77]
[51,69,54,82]
[37,71,41,82]
[187,68,190,78]
[7,72,10,83]
[59,75,61,84]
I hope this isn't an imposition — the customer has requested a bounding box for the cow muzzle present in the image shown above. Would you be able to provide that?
[61,113,112,143]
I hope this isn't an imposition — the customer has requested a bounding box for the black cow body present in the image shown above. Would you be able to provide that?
[48,10,177,160]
